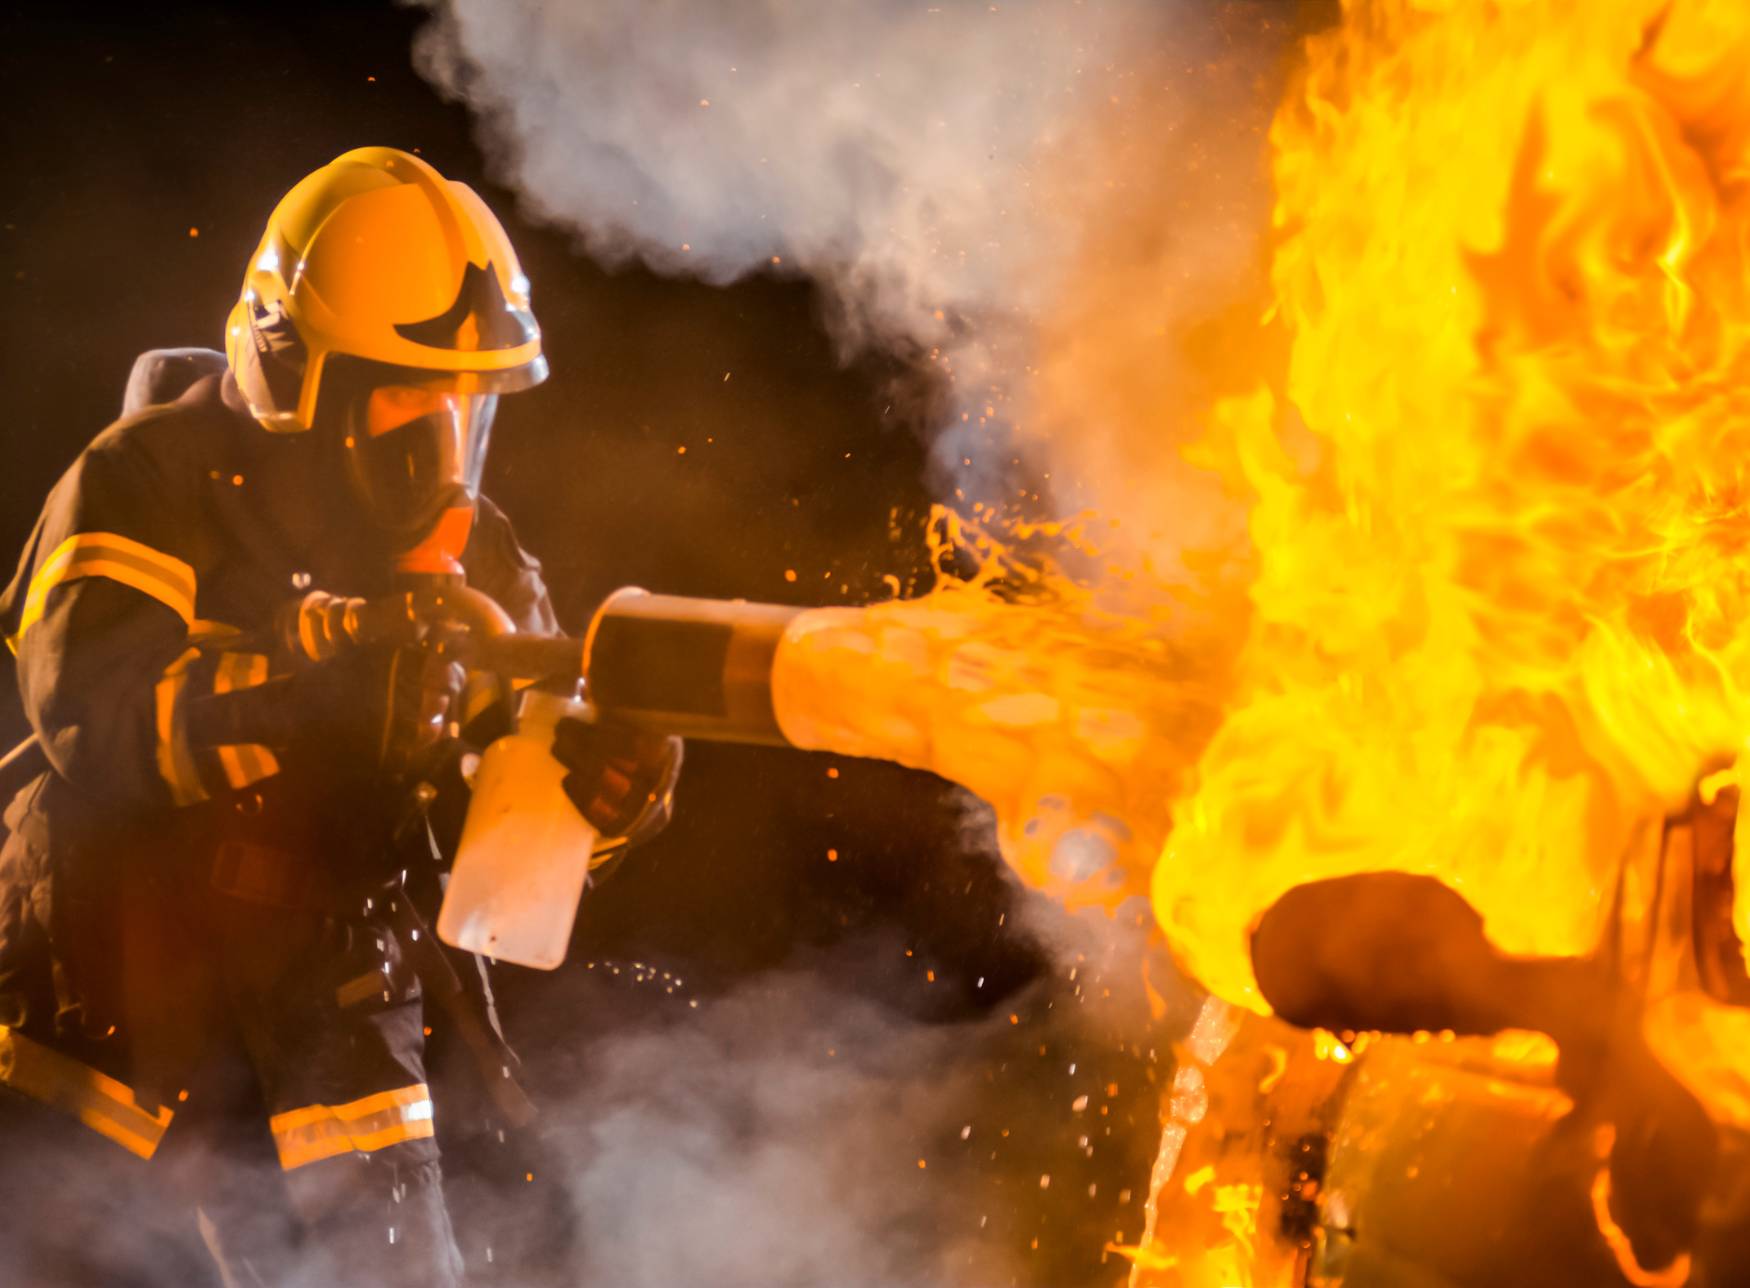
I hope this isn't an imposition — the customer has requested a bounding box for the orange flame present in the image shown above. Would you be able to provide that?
[775,506,1227,906]
[767,4,1750,1282]
[777,0,1750,1064]
[1151,0,1750,1012]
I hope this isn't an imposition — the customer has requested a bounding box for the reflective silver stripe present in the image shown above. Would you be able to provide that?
[269,1083,436,1171]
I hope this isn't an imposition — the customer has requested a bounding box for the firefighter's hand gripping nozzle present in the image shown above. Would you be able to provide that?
[274,583,803,744]
[274,583,803,969]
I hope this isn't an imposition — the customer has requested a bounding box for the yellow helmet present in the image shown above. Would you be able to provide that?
[226,146,547,433]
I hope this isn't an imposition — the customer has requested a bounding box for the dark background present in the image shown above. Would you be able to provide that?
[0,3,1183,1285]
[0,0,1020,1008]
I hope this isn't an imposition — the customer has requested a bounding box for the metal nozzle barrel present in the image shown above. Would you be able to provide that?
[579,587,802,745]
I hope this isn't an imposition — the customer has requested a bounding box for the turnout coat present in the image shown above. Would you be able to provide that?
[0,348,554,1281]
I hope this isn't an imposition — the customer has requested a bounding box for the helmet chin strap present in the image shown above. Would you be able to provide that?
[394,505,476,579]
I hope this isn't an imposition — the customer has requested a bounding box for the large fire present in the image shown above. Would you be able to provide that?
[787,0,1750,1063]
[1159,0,1750,1024]
[770,0,1750,1277]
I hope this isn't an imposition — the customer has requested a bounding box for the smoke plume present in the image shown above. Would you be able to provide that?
[537,968,1023,1288]
[406,2,1295,1282]
[413,1,1125,353]
[409,0,1296,543]
[473,930,1184,1288]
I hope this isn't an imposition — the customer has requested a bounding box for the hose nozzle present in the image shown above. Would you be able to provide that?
[581,588,802,744]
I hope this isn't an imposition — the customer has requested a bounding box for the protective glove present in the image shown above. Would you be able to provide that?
[549,716,682,849]
[187,644,466,778]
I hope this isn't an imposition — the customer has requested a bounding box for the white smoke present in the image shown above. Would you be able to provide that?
[409,0,1292,551]
[412,0,1144,360]
[545,971,1026,1288]
[402,4,1286,1280]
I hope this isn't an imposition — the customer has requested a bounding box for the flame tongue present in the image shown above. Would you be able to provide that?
[758,6,1750,1280]
[1143,0,1750,1012]
[772,533,1226,907]
[779,2,1750,1026]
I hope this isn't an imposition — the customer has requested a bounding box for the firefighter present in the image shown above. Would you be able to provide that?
[0,147,679,1284]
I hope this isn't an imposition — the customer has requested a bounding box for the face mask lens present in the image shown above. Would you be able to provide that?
[346,389,494,538]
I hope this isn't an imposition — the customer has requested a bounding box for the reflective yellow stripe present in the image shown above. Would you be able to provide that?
[214,744,245,787]
[154,647,208,806]
[13,533,196,640]
[210,653,280,789]
[335,968,390,1010]
[213,652,270,693]
[0,1025,173,1159]
[269,1083,435,1172]
[214,741,280,790]
[271,1083,431,1134]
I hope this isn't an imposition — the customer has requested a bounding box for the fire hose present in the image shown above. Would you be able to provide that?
[0,585,808,802]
